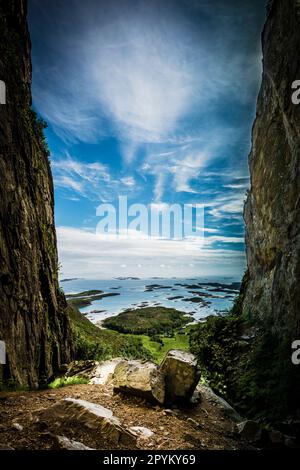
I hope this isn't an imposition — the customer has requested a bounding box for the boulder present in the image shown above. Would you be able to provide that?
[159,350,201,404]
[237,420,262,443]
[38,398,136,446]
[113,360,165,404]
[89,358,123,385]
[197,384,242,422]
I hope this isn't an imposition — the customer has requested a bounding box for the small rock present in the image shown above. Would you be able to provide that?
[129,426,154,439]
[55,435,94,450]
[12,423,23,431]
[163,409,177,417]
[237,420,262,442]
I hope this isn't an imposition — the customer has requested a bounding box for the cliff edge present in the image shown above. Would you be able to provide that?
[242,0,300,413]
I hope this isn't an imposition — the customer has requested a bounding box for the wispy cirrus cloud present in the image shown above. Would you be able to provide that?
[52,155,137,202]
[28,0,265,278]
[30,0,263,151]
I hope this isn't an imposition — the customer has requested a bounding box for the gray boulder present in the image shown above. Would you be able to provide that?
[113,360,165,404]
[39,398,136,446]
[197,384,242,422]
[159,350,201,404]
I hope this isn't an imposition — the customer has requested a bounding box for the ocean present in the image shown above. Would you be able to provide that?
[60,277,241,324]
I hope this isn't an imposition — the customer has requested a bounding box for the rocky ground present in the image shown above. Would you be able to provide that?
[0,382,252,451]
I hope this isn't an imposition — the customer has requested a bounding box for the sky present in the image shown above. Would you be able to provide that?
[28,0,266,279]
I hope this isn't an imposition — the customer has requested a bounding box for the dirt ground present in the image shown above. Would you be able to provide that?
[0,383,253,450]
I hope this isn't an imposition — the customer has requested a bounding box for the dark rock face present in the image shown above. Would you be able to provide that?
[243,0,300,412]
[0,0,72,388]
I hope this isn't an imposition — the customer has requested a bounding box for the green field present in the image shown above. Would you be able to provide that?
[69,303,195,365]
[139,330,192,364]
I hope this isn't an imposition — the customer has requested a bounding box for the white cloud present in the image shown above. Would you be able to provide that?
[32,0,262,153]
[120,176,136,187]
[52,155,137,201]
[57,226,246,279]
[223,183,249,190]
[208,193,246,220]
[204,235,244,245]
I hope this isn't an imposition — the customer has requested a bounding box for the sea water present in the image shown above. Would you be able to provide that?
[60,277,241,324]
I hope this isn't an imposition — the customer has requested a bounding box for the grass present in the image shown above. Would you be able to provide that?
[140,330,191,364]
[68,303,194,368]
[68,303,152,362]
[48,376,88,389]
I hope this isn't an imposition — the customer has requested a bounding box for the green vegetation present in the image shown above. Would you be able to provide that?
[68,303,152,362]
[140,327,193,364]
[68,304,193,367]
[189,273,251,408]
[189,313,244,397]
[189,271,300,422]
[102,307,191,335]
[49,376,89,389]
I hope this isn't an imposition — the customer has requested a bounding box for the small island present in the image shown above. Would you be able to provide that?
[66,290,120,309]
[102,306,191,335]
[101,306,194,363]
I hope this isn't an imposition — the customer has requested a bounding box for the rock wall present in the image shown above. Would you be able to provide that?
[0,0,72,388]
[243,0,300,412]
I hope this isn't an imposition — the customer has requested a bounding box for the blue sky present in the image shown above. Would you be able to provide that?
[28,0,266,279]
